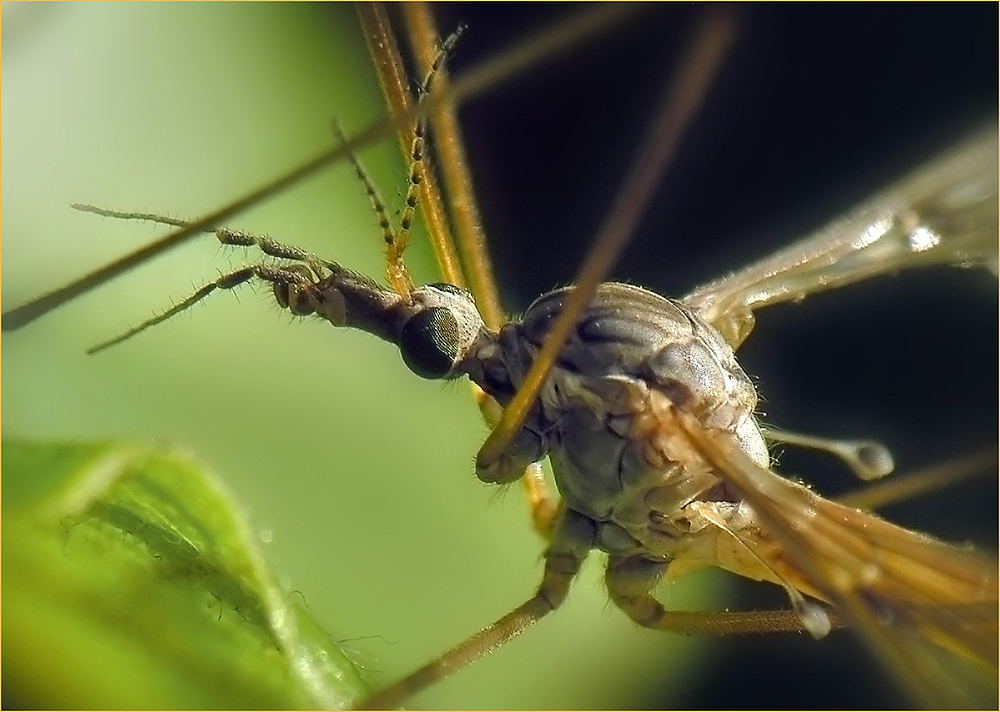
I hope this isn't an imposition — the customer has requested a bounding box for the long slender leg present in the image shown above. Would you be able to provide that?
[395,25,466,245]
[356,3,466,291]
[838,449,997,511]
[402,4,504,330]
[521,463,560,539]
[329,121,413,297]
[386,25,465,296]
[355,508,595,710]
[606,555,831,635]
[332,26,466,300]
[476,11,736,475]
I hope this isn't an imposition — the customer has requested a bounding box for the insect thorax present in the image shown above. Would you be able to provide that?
[480,282,769,559]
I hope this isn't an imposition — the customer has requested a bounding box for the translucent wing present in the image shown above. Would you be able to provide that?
[683,130,999,346]
[657,393,998,707]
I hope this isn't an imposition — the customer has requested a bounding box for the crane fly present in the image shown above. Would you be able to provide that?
[3,3,997,708]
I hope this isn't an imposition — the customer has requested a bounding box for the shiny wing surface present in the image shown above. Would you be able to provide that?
[657,392,998,707]
[683,131,999,346]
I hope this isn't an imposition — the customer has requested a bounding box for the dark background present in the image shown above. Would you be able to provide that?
[396,4,997,708]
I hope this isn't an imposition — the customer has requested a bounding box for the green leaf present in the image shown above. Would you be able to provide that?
[2,439,371,709]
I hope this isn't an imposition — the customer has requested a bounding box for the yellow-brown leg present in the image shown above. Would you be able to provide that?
[521,462,560,540]
[837,449,996,511]
[606,555,832,635]
[355,508,595,710]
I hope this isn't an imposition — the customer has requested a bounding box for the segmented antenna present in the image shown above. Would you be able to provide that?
[398,24,467,247]
[86,264,304,354]
[72,204,335,354]
[77,25,470,353]
[335,24,466,301]
[331,120,412,298]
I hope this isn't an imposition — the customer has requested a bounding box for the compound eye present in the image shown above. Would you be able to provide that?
[399,307,461,379]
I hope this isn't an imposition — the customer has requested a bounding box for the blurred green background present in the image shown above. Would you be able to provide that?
[2,4,721,708]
